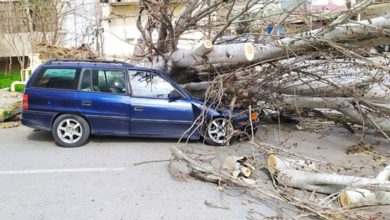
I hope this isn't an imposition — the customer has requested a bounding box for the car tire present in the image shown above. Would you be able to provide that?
[203,117,232,146]
[52,114,90,148]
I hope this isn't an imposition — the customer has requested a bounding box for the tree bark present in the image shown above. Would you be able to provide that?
[268,154,390,195]
[281,95,390,133]
[168,15,390,70]
[341,165,390,207]
[251,15,390,64]
[171,42,254,67]
[340,189,390,208]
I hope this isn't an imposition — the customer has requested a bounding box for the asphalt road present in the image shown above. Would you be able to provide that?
[0,126,270,220]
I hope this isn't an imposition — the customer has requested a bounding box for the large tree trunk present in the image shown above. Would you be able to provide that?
[171,42,254,67]
[268,154,390,194]
[280,95,390,134]
[169,15,390,70]
[251,15,390,64]
[268,154,390,208]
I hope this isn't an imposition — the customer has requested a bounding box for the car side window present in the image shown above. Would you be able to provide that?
[90,69,127,94]
[129,70,176,98]
[32,68,78,90]
[79,69,92,91]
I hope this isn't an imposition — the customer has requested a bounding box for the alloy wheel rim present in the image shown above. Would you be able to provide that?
[57,119,83,144]
[207,118,230,144]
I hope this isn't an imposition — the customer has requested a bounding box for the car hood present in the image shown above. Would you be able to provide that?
[190,99,249,122]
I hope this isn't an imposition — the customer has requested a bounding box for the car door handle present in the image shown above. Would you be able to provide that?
[81,100,92,106]
[134,106,144,111]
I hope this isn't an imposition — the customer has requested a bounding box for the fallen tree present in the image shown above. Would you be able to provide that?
[170,144,377,219]
[134,1,390,137]
[135,0,390,218]
[280,95,390,135]
[268,154,390,208]
[168,14,390,70]
[267,155,390,192]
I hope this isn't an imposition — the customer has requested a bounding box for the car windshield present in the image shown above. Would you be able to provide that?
[128,69,194,99]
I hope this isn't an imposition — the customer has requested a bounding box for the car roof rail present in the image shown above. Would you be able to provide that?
[44,59,134,67]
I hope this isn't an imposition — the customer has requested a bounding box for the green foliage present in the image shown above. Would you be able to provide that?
[0,72,25,92]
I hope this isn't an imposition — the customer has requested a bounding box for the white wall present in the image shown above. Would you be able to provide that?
[0,33,32,57]
[100,3,205,59]
[100,4,139,58]
[60,0,99,50]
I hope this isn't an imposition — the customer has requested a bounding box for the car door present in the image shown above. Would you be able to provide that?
[128,70,194,138]
[75,68,132,136]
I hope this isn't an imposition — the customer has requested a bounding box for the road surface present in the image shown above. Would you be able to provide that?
[0,126,272,220]
[3,122,387,219]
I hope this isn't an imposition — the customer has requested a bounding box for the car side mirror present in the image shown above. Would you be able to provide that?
[168,90,182,99]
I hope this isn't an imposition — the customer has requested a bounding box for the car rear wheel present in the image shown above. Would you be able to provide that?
[203,117,232,146]
[52,114,90,148]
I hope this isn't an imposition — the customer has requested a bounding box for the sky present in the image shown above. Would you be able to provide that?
[312,0,346,5]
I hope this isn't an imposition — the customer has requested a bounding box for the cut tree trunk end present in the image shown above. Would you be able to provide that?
[340,189,390,208]
[341,164,390,208]
[268,154,390,207]
[267,154,317,174]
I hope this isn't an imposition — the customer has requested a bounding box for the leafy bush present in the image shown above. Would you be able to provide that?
[0,72,25,92]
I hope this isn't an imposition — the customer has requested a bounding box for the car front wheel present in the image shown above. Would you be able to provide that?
[204,117,232,146]
[52,114,90,148]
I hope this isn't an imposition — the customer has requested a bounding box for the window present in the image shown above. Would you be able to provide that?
[80,69,126,94]
[33,68,78,90]
[129,70,176,98]
[79,69,92,91]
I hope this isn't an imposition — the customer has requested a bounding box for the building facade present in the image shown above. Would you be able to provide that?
[0,0,99,72]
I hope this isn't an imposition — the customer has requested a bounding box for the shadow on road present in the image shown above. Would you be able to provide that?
[27,130,53,142]
[90,135,199,145]
[26,129,199,146]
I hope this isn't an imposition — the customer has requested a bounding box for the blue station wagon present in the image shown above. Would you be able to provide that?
[21,60,257,147]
